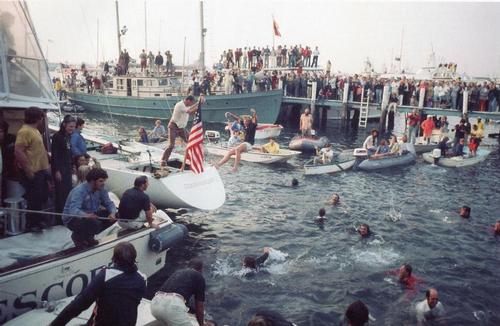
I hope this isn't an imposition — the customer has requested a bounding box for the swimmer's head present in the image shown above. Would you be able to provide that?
[345,300,369,326]
[426,288,439,309]
[291,178,299,187]
[330,193,340,205]
[318,208,326,218]
[460,205,471,218]
[243,256,257,269]
[399,263,412,281]
[358,223,370,237]
[494,221,500,235]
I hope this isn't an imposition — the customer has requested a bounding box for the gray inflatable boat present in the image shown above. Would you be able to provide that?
[357,152,416,171]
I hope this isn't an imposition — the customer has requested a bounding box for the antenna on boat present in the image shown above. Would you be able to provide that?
[115,0,122,58]
[144,1,147,51]
[199,0,206,73]
[398,27,404,73]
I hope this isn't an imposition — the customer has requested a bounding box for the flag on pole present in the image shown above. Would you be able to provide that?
[185,102,204,174]
[273,17,281,37]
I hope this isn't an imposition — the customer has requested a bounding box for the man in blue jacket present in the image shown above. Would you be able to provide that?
[50,242,146,326]
[70,117,87,158]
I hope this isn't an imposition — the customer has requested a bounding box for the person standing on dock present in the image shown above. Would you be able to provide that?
[49,242,146,326]
[139,49,147,73]
[151,258,208,326]
[15,107,51,231]
[312,46,320,68]
[161,95,204,166]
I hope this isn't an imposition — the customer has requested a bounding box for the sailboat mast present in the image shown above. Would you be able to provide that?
[199,0,206,72]
[399,27,404,73]
[96,19,99,67]
[115,0,122,58]
[144,1,147,50]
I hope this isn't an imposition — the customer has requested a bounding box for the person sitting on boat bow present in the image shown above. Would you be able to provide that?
[388,135,400,155]
[314,143,334,164]
[362,129,379,154]
[452,138,465,157]
[372,139,390,158]
[398,135,416,155]
[138,127,149,143]
[150,120,167,143]
[161,95,205,166]
[63,168,117,248]
[215,108,258,172]
[259,137,280,154]
[50,242,146,326]
[117,176,158,230]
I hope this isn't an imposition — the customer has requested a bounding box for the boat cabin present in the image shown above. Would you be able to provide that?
[99,76,183,98]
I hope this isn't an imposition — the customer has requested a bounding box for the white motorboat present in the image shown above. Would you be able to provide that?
[304,154,356,175]
[255,123,283,140]
[47,127,226,210]
[0,210,186,323]
[206,142,300,164]
[4,296,158,326]
[422,148,491,167]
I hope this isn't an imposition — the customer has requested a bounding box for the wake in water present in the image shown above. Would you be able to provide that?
[386,192,403,222]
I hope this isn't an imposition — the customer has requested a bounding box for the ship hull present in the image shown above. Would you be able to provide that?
[68,90,283,124]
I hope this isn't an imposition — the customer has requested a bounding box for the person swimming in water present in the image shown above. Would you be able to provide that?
[460,205,471,218]
[328,193,340,206]
[397,263,423,290]
[243,247,270,271]
[316,208,326,222]
[493,221,500,236]
[358,223,371,238]
[291,178,299,187]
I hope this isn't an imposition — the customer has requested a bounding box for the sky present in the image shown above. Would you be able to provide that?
[26,0,500,77]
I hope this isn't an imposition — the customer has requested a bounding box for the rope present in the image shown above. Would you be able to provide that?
[0,207,140,222]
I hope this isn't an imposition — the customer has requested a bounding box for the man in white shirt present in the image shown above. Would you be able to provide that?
[161,95,204,165]
[415,288,445,325]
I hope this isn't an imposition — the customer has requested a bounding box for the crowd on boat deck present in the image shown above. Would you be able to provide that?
[0,107,159,243]
[216,45,322,70]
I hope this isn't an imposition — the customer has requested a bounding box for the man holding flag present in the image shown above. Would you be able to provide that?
[161,95,205,168]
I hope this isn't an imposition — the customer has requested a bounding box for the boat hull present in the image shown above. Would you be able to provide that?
[304,159,356,175]
[255,124,283,140]
[206,144,300,164]
[68,90,283,124]
[289,136,329,152]
[100,158,226,210]
[357,153,416,171]
[422,149,490,167]
[0,220,180,323]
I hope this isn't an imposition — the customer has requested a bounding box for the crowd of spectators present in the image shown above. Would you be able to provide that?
[215,45,322,71]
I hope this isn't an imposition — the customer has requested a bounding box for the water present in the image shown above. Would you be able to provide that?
[79,112,500,325]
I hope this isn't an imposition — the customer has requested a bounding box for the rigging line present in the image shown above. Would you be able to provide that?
[77,2,97,64]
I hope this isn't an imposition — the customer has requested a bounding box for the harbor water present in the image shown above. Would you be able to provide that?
[82,112,500,325]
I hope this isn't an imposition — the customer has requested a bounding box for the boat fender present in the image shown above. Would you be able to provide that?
[149,223,188,252]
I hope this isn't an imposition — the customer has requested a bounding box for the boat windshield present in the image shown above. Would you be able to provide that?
[0,2,57,108]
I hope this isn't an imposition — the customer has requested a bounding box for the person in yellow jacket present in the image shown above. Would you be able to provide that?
[260,137,280,154]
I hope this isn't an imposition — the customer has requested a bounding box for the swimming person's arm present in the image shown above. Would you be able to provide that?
[256,247,271,266]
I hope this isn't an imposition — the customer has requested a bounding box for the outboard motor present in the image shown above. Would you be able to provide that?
[204,130,220,143]
[352,148,369,170]
[431,148,441,164]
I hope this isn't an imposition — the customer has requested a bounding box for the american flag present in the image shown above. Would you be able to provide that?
[185,102,204,174]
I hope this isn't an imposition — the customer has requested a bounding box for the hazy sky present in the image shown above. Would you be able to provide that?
[27,0,500,76]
